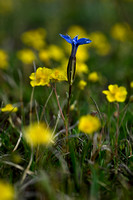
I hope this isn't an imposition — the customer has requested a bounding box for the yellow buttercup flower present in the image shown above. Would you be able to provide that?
[39,45,65,63]
[1,104,18,112]
[48,45,65,61]
[50,68,67,81]
[67,25,88,39]
[24,122,53,147]
[89,32,111,56]
[17,49,36,64]
[39,49,50,64]
[102,84,127,102]
[29,67,52,87]
[88,71,100,82]
[0,49,8,69]
[76,62,89,74]
[78,80,87,90]
[78,114,101,134]
[111,23,129,42]
[21,28,46,50]
[76,46,90,62]
[29,66,68,87]
[0,180,15,200]
[130,81,133,88]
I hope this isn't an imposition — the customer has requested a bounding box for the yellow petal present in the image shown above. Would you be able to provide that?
[108,84,118,93]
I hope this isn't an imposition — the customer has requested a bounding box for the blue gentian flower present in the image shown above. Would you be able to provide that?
[60,34,92,85]
[59,34,92,57]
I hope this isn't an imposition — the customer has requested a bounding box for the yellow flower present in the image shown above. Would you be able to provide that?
[39,46,65,63]
[1,104,18,112]
[29,67,52,87]
[17,49,36,64]
[130,81,133,88]
[89,32,111,56]
[88,71,100,82]
[39,49,50,64]
[110,23,129,42]
[21,28,46,50]
[67,25,88,39]
[76,46,90,62]
[78,80,87,90]
[102,84,127,102]
[48,45,65,61]
[29,66,67,87]
[0,180,15,200]
[76,62,89,74]
[50,68,67,81]
[0,50,8,69]
[78,114,101,134]
[23,122,53,147]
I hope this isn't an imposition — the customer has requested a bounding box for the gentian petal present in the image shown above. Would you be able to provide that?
[77,38,92,45]
[73,35,78,44]
[59,34,73,44]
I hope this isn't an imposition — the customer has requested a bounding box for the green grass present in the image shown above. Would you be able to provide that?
[0,79,133,199]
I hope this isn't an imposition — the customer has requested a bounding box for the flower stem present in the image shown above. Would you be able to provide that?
[40,88,53,121]
[53,83,65,122]
[115,103,120,170]
[29,87,35,124]
[52,84,68,140]
[21,146,33,184]
[67,83,72,124]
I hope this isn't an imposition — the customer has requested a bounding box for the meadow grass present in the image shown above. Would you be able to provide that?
[0,59,132,199]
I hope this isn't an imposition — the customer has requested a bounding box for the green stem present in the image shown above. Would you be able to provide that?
[29,87,35,124]
[52,84,68,140]
[115,103,119,170]
[40,87,53,121]
[21,146,33,184]
[67,83,72,124]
